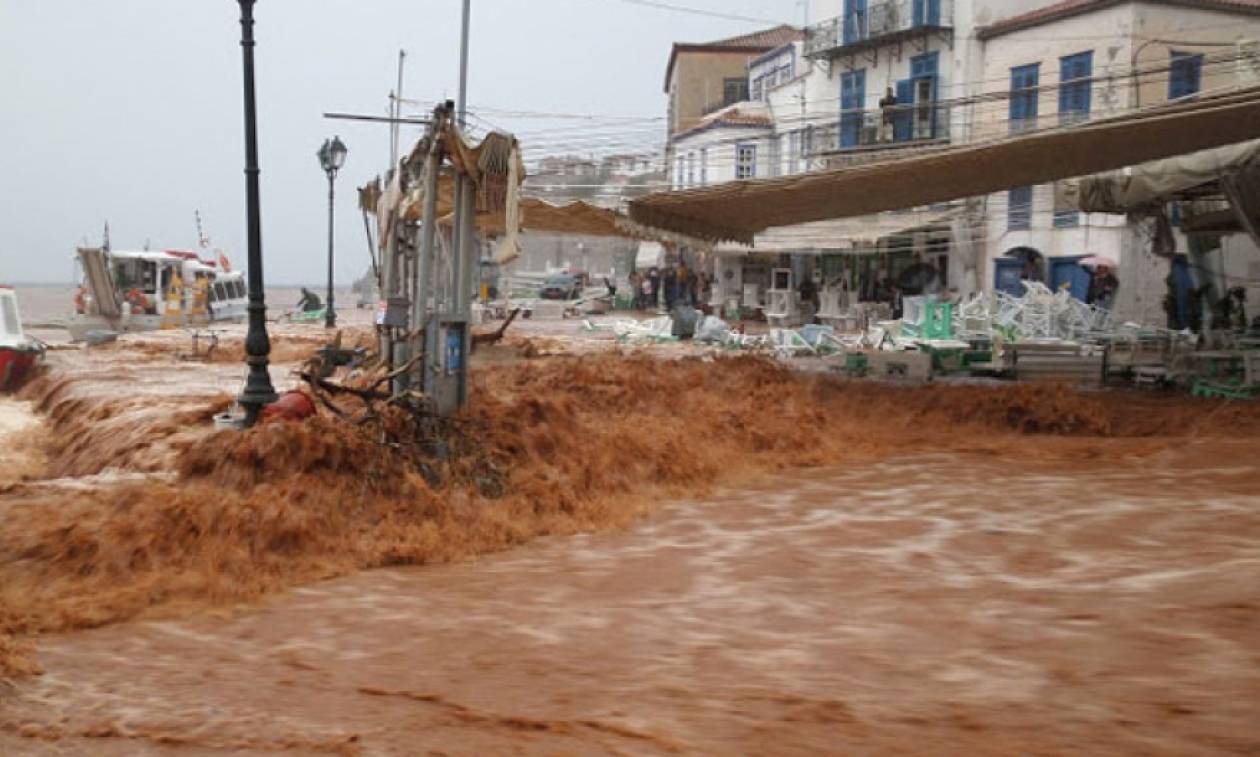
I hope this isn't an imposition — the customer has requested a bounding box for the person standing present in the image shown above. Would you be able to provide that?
[1086,266,1119,310]
[879,86,898,142]
[648,267,661,311]
[663,266,678,311]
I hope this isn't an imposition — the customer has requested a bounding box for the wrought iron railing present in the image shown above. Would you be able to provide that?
[804,0,953,57]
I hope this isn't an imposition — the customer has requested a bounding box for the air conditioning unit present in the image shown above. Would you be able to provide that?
[1239,39,1260,87]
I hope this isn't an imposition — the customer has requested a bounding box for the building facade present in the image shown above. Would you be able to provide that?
[658,0,1260,325]
[976,0,1260,324]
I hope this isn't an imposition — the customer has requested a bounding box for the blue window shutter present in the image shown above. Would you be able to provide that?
[912,0,941,27]
[911,51,939,79]
[1008,186,1032,230]
[1010,64,1039,134]
[844,0,867,44]
[894,78,913,141]
[1059,52,1092,124]
[840,69,866,148]
[1169,52,1202,99]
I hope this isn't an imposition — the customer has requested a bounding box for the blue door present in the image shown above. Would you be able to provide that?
[894,78,913,141]
[843,0,867,44]
[840,69,866,148]
[913,0,941,26]
[1049,256,1091,301]
[910,52,939,139]
[994,259,1025,297]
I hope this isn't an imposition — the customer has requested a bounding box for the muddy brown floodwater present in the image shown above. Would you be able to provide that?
[2,323,1259,755]
[3,444,1259,755]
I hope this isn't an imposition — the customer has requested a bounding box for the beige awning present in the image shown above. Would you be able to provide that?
[363,121,698,244]
[628,88,1260,244]
[1074,139,1260,212]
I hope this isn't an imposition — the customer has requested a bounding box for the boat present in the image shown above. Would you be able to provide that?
[0,286,44,392]
[67,247,248,342]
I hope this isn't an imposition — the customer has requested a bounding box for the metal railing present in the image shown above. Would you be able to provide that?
[822,103,951,153]
[804,0,953,57]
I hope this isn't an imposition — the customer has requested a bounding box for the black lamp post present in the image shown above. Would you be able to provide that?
[318,136,347,329]
[234,0,277,426]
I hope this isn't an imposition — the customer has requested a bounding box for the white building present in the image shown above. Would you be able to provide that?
[975,0,1260,324]
[660,0,1260,324]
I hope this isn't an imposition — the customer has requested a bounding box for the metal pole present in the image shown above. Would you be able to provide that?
[389,49,407,170]
[413,107,443,392]
[325,169,337,328]
[458,0,471,127]
[456,173,476,407]
[234,0,276,426]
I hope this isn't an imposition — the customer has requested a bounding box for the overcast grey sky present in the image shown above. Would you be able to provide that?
[0,0,799,285]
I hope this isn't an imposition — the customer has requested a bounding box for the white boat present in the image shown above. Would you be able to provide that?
[68,247,248,342]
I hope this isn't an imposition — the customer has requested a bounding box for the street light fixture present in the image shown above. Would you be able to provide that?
[318,135,347,329]
[234,0,277,426]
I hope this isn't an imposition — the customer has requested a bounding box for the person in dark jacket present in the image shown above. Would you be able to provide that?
[296,287,323,312]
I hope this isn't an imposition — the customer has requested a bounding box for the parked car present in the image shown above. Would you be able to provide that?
[539,273,582,300]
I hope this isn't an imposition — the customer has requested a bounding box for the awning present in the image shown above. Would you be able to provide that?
[363,122,702,245]
[628,88,1260,244]
[751,206,962,252]
[1074,139,1260,212]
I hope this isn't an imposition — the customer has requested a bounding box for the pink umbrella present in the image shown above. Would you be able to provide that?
[1079,255,1118,270]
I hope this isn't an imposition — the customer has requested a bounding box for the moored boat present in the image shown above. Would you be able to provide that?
[0,286,44,392]
[67,247,248,342]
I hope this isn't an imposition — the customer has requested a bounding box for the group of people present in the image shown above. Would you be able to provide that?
[629,265,711,312]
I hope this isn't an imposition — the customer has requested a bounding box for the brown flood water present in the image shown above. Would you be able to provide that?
[3,323,1260,755]
[3,444,1259,755]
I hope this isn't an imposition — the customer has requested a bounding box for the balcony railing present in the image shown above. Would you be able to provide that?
[815,103,951,156]
[804,0,953,58]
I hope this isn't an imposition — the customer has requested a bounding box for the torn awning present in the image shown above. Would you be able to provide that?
[628,88,1260,245]
[1074,139,1260,213]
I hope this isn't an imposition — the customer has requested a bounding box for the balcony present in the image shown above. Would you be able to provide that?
[804,0,953,59]
[814,104,951,161]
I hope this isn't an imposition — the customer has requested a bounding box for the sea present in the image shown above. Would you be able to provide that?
[13,284,355,329]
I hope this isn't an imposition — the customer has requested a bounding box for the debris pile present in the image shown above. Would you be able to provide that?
[952,283,1116,342]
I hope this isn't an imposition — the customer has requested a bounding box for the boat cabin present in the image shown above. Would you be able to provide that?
[0,286,26,348]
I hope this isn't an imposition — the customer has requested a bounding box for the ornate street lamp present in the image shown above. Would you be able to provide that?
[234,0,276,426]
[318,136,348,329]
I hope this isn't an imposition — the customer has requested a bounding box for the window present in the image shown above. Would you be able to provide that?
[675,155,685,188]
[686,152,695,187]
[1059,51,1093,125]
[840,68,866,148]
[1169,51,1203,99]
[736,143,756,179]
[801,126,814,161]
[751,77,764,102]
[1008,186,1032,230]
[723,78,749,106]
[700,148,708,186]
[1053,181,1079,227]
[788,131,801,174]
[1009,63,1040,134]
